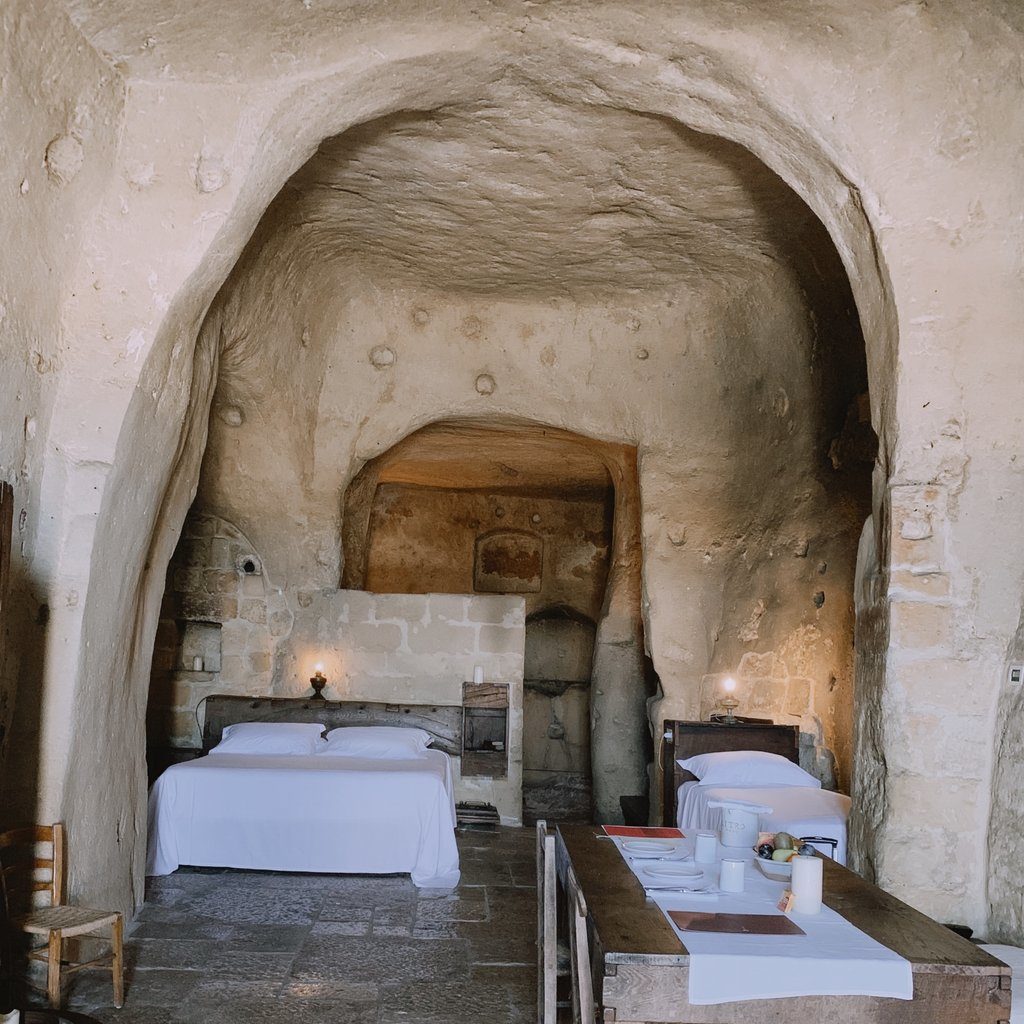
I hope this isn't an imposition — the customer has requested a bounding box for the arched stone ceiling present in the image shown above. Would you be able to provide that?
[265,88,825,298]
[371,419,617,497]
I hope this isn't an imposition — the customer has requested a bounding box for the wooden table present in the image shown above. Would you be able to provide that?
[557,824,1011,1024]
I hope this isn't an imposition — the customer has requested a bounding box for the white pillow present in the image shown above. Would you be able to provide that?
[319,726,432,759]
[211,722,326,756]
[677,750,820,789]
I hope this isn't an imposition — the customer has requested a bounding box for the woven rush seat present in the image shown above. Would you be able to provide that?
[17,906,120,938]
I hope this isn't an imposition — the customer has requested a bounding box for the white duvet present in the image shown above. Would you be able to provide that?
[676,781,851,864]
[147,749,460,887]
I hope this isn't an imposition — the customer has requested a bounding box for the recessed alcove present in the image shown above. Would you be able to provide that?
[523,605,598,821]
[341,418,649,821]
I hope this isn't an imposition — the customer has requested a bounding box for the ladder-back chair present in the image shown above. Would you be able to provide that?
[0,824,124,1009]
[565,861,596,1024]
[536,820,558,1023]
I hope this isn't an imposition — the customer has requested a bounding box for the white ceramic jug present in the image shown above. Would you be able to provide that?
[709,800,773,848]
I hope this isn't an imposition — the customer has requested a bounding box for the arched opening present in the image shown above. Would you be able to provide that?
[140,93,874,840]
[337,418,650,823]
[523,606,599,822]
[35,36,896,913]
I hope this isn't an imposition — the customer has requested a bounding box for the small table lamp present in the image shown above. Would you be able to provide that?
[718,676,740,724]
[309,663,328,700]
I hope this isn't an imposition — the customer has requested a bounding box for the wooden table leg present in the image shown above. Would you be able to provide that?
[111,914,125,1008]
[46,929,62,1008]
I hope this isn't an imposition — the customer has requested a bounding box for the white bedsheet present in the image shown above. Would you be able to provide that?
[677,781,851,864]
[147,750,460,887]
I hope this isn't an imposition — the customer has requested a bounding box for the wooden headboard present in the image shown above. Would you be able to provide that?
[201,694,464,757]
[661,719,800,827]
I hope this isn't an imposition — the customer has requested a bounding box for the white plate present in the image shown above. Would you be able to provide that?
[642,863,702,879]
[621,839,678,854]
[755,857,793,881]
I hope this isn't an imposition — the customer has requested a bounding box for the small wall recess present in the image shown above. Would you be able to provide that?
[1010,665,1023,686]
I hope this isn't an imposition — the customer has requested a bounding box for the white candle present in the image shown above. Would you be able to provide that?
[694,831,717,863]
[719,859,745,893]
[791,854,823,914]
[192,655,203,672]
[473,664,484,685]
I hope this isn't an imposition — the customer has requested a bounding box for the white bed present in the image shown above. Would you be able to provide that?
[147,748,460,887]
[676,779,851,864]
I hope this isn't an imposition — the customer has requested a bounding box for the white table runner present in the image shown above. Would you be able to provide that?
[612,835,913,1005]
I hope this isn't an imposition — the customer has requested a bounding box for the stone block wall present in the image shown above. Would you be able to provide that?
[149,517,526,822]
[281,589,526,824]
[148,513,288,750]
[875,483,990,922]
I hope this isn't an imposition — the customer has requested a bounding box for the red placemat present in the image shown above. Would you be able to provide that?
[602,825,685,839]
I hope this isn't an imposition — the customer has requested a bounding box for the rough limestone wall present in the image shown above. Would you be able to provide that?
[590,448,648,821]
[988,610,1024,942]
[829,11,1024,931]
[278,590,525,824]
[0,0,123,809]
[638,292,870,795]
[195,237,859,818]
[361,486,612,621]
[147,511,283,748]
[693,448,871,789]
[848,506,890,884]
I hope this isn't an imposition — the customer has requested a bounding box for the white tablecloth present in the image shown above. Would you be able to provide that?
[612,835,912,1005]
[147,750,460,887]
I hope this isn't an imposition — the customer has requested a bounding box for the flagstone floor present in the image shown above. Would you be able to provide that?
[54,828,537,1024]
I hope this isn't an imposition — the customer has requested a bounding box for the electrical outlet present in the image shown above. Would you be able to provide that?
[1010,666,1023,686]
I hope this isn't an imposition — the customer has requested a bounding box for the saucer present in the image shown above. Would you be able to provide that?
[621,839,678,854]
[642,863,703,879]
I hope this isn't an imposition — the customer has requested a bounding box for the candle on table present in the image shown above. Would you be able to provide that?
[791,853,823,914]
[473,664,484,685]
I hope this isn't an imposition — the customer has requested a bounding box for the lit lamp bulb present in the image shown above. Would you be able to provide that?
[719,676,740,724]
[310,661,328,700]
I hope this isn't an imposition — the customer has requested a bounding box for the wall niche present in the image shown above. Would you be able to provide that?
[474,530,543,593]
[146,511,285,773]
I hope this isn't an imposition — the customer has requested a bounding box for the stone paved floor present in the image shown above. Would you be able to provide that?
[53,828,537,1024]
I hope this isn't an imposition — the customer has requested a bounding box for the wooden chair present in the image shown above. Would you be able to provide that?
[536,821,576,1023]
[536,820,558,1023]
[564,861,596,1024]
[0,824,124,1010]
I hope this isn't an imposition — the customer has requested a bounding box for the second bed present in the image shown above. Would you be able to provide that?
[662,718,851,864]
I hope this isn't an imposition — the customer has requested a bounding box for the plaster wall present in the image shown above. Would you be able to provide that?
[0,0,1021,937]
[361,485,612,621]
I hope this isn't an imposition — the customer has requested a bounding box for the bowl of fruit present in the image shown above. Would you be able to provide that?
[754,832,813,881]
